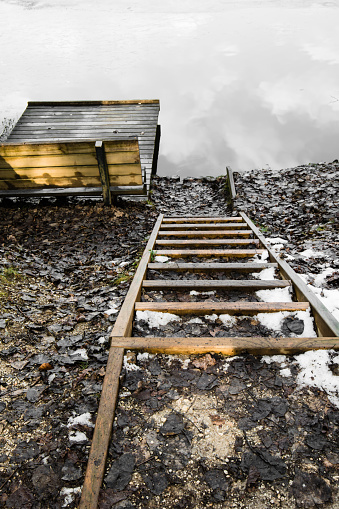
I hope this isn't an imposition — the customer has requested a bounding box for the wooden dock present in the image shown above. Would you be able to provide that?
[6,100,160,196]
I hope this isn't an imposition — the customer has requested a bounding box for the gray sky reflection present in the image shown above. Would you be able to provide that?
[0,0,338,175]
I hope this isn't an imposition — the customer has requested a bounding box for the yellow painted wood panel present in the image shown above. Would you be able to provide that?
[0,140,138,157]
[0,153,140,169]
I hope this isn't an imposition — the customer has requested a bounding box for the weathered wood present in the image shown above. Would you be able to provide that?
[162,217,243,223]
[225,166,236,207]
[28,99,160,106]
[155,249,265,258]
[158,230,252,238]
[0,139,138,156]
[110,336,339,355]
[142,279,291,289]
[79,347,124,509]
[155,239,259,247]
[95,142,111,206]
[79,214,164,509]
[135,301,309,315]
[147,262,278,272]
[160,223,248,230]
[240,212,339,338]
[0,165,142,178]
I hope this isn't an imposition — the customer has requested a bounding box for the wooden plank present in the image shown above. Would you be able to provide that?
[158,230,253,238]
[13,127,157,134]
[142,279,291,289]
[0,165,141,179]
[95,142,111,206]
[28,99,160,106]
[148,262,278,272]
[0,174,142,190]
[240,212,339,338]
[155,239,259,247]
[162,217,243,223]
[16,120,158,127]
[0,140,138,156]
[79,214,164,509]
[0,151,140,168]
[160,223,248,230]
[135,301,309,315]
[110,336,339,355]
[154,249,265,258]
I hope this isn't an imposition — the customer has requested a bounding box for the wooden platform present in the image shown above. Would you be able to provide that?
[6,100,160,196]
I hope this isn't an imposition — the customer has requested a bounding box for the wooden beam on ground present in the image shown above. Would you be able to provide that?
[155,249,265,258]
[148,262,278,272]
[142,279,291,290]
[162,217,243,223]
[158,230,252,238]
[135,301,309,315]
[110,336,339,355]
[79,214,164,509]
[155,239,259,247]
[160,223,248,230]
[240,212,339,338]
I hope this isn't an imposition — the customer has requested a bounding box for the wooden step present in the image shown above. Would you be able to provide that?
[155,249,266,258]
[160,223,248,230]
[111,336,339,355]
[162,217,243,223]
[158,230,252,238]
[142,279,291,290]
[156,239,259,247]
[135,301,309,315]
[148,262,278,272]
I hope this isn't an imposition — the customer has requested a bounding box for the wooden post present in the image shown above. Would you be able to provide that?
[95,141,112,206]
[225,166,236,209]
[151,124,161,177]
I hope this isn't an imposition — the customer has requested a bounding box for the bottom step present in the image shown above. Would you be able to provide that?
[111,336,339,355]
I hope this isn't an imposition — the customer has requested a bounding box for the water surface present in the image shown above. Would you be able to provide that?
[0,0,339,176]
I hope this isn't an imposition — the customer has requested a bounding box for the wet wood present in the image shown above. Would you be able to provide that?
[158,230,252,238]
[148,262,278,271]
[155,239,259,247]
[110,336,339,355]
[142,279,291,289]
[155,249,265,258]
[162,217,243,223]
[135,301,309,315]
[80,214,164,509]
[160,223,248,230]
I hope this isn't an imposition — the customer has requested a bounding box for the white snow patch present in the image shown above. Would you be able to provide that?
[299,248,327,259]
[294,310,317,338]
[98,336,106,345]
[295,350,339,407]
[257,312,290,332]
[313,267,335,287]
[137,352,154,361]
[256,286,292,302]
[187,317,204,324]
[136,310,180,328]
[222,356,239,372]
[267,237,288,245]
[308,286,339,321]
[253,250,269,262]
[48,373,56,384]
[68,431,87,443]
[70,349,88,360]
[104,300,120,316]
[154,255,170,263]
[68,412,94,428]
[280,367,292,377]
[261,355,287,364]
[252,267,276,280]
[123,356,140,371]
[119,261,129,267]
[190,290,215,296]
[204,314,219,322]
[60,487,81,507]
[219,314,237,327]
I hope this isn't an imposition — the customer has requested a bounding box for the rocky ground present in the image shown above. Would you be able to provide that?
[0,169,338,509]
